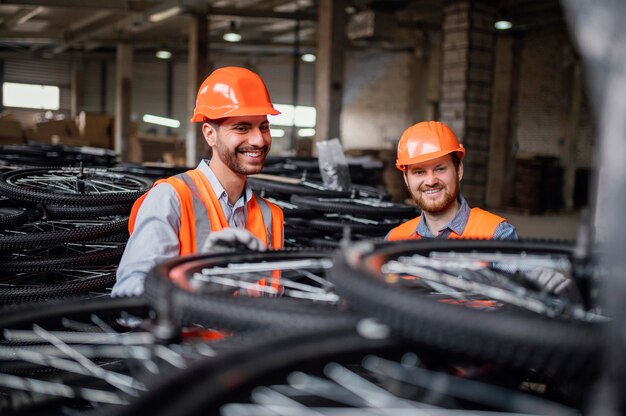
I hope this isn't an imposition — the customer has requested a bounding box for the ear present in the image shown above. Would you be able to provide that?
[457,160,464,182]
[402,170,409,188]
[202,123,217,147]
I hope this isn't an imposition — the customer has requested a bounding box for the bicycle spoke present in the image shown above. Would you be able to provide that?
[363,355,577,415]
[0,372,129,405]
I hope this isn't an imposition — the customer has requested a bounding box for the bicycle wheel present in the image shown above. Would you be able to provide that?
[146,249,355,331]
[291,195,417,218]
[330,239,604,376]
[0,167,152,206]
[0,216,128,251]
[0,265,118,303]
[112,324,582,416]
[0,296,153,412]
[309,214,403,236]
[0,240,125,273]
[248,176,351,198]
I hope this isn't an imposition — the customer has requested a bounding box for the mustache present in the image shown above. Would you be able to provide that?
[419,183,444,191]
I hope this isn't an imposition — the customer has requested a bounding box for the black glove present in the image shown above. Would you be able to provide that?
[202,228,266,253]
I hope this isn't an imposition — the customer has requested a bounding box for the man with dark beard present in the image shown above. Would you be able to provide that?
[386,121,517,241]
[112,67,284,296]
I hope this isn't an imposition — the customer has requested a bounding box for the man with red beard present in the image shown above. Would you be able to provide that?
[386,121,517,241]
[113,67,284,296]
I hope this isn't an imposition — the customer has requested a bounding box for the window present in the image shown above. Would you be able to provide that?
[268,104,316,128]
[2,82,60,110]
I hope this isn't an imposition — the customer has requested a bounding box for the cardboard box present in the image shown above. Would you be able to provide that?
[0,119,24,144]
[77,111,112,149]
[35,120,68,143]
[132,133,184,164]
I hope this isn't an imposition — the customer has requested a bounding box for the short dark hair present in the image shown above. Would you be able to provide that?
[450,152,461,171]
[203,117,225,130]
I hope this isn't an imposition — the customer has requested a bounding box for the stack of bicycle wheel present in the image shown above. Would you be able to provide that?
[248,172,415,247]
[0,165,152,303]
[0,143,118,167]
[0,235,605,415]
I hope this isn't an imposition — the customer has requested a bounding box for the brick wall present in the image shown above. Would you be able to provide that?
[341,51,413,150]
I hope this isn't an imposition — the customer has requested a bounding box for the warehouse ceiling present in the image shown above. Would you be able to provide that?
[0,0,565,58]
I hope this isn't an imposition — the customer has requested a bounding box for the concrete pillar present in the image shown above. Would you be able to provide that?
[439,0,496,207]
[563,60,583,212]
[314,0,346,149]
[487,35,521,209]
[114,42,132,160]
[186,12,209,166]
[70,57,85,119]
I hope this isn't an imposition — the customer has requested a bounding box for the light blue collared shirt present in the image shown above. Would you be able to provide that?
[112,160,253,297]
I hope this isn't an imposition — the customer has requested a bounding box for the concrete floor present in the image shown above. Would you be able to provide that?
[493,210,583,241]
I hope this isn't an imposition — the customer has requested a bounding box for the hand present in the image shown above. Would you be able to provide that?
[526,267,573,295]
[201,228,266,253]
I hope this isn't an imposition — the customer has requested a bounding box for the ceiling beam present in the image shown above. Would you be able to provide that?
[2,5,45,29]
[0,0,145,10]
[206,6,316,21]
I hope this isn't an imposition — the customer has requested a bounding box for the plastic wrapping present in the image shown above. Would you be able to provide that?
[316,138,352,191]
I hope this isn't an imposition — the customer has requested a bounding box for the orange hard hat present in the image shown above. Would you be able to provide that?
[191,66,280,122]
[395,121,465,171]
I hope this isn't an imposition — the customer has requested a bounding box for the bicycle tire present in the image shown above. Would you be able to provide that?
[0,216,128,251]
[248,177,351,198]
[309,215,402,236]
[0,266,117,304]
[0,296,148,331]
[291,194,418,218]
[0,167,152,206]
[111,323,580,416]
[0,241,125,273]
[330,239,603,376]
[43,203,133,219]
[0,207,27,228]
[146,249,356,331]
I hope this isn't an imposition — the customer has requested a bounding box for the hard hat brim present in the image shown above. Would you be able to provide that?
[396,147,465,171]
[191,105,281,122]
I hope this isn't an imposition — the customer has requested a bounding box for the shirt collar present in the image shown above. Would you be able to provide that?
[197,160,253,207]
[416,195,470,238]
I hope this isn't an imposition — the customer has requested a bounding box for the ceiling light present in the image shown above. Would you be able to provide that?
[223,21,241,42]
[155,49,172,59]
[143,114,181,128]
[301,53,316,63]
[494,20,513,30]
[270,128,285,137]
[298,128,316,137]
[148,5,182,23]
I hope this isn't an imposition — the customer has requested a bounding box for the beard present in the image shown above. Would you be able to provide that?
[411,180,459,214]
[214,139,268,176]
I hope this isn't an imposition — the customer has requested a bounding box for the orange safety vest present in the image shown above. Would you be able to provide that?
[387,208,506,241]
[128,168,284,255]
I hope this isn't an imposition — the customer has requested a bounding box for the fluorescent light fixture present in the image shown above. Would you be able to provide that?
[301,53,316,63]
[143,114,181,128]
[148,5,182,23]
[270,128,285,137]
[223,21,241,42]
[298,128,316,137]
[494,20,513,30]
[155,49,172,59]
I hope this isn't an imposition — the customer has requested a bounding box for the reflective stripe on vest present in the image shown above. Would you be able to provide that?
[128,169,284,255]
[386,208,506,241]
